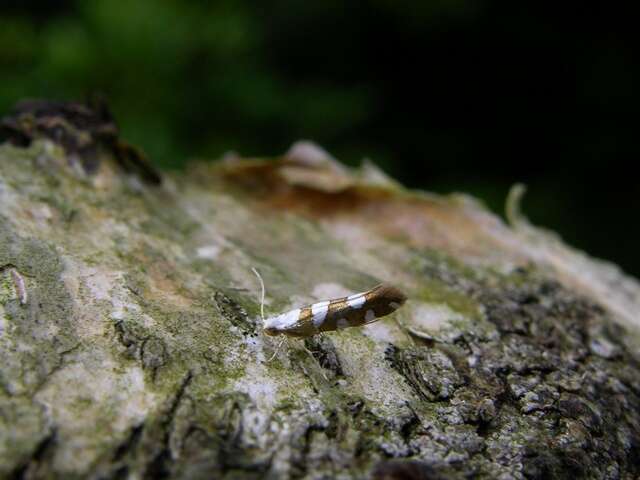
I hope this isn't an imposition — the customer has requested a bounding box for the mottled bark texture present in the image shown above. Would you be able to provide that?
[1,115,640,479]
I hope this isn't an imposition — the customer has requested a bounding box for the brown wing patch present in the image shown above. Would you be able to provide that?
[278,306,316,338]
[364,284,407,318]
[318,297,349,332]
[319,285,407,332]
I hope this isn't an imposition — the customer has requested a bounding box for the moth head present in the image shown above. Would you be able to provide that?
[262,308,300,337]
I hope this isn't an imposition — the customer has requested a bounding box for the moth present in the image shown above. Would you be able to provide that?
[252,269,407,338]
[0,265,28,306]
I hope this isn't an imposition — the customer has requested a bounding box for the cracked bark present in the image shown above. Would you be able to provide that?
[1,104,640,479]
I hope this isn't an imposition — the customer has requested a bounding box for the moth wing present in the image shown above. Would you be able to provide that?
[278,307,317,337]
[327,302,354,320]
[323,301,381,330]
[355,305,389,327]
[356,284,407,325]
[361,312,385,326]
[311,301,353,332]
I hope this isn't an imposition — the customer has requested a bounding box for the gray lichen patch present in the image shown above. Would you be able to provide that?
[0,396,51,478]
[0,234,79,399]
[403,272,640,478]
[387,346,465,402]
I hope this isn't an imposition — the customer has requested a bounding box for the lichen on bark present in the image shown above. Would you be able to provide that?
[1,119,639,479]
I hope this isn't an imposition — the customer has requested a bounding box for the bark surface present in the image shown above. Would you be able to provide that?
[1,130,639,479]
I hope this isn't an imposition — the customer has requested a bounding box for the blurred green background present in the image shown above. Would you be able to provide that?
[1,1,638,276]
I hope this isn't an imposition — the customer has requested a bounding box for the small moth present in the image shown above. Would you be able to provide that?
[252,269,407,338]
[10,268,28,305]
[0,266,28,306]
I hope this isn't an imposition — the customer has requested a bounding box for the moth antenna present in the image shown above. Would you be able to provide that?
[251,267,265,323]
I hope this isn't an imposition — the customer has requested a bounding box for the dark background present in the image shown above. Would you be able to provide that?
[1,1,638,276]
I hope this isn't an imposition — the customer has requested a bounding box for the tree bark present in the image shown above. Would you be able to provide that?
[1,130,639,479]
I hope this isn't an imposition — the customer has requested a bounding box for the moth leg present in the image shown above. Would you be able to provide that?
[266,337,286,362]
[300,338,329,381]
[393,316,416,346]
